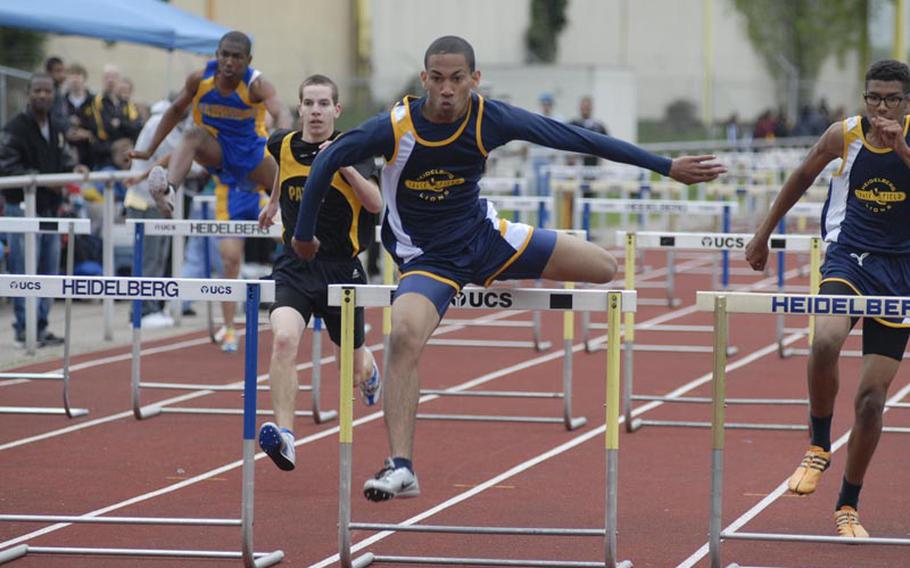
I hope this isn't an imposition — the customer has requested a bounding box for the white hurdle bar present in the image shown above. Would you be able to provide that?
[127,219,336,423]
[0,218,91,417]
[376,221,583,354]
[0,275,282,567]
[617,232,820,433]
[576,199,737,308]
[377,223,590,428]
[696,291,910,568]
[329,284,636,568]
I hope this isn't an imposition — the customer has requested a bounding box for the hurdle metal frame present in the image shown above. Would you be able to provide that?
[329,284,636,568]
[0,275,282,567]
[127,219,337,423]
[0,218,90,417]
[696,291,910,568]
[617,232,819,433]
[378,220,592,429]
[405,195,558,352]
[575,199,737,309]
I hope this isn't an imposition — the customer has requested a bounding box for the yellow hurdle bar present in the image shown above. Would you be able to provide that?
[623,233,636,344]
[808,236,821,345]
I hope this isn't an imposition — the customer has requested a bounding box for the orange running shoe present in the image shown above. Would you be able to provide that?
[835,506,869,538]
[787,445,831,494]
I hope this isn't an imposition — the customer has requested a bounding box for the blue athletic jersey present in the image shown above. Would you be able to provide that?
[191,60,267,186]
[294,93,672,263]
[822,115,910,255]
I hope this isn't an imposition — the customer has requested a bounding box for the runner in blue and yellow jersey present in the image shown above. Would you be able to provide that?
[747,60,910,538]
[130,31,291,217]
[291,35,726,502]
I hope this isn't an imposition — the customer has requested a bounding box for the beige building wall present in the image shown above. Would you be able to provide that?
[44,0,355,110]
[369,0,862,124]
[41,0,862,125]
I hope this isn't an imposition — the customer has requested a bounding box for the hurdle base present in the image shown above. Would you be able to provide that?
[0,545,284,565]
[427,338,553,350]
[362,553,625,567]
[0,406,88,417]
[0,545,27,563]
[631,419,807,431]
[721,529,910,546]
[783,347,910,359]
[417,413,587,430]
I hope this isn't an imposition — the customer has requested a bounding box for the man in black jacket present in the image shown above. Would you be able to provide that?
[0,73,86,346]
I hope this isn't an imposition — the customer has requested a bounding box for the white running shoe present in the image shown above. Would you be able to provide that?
[258,422,296,471]
[148,165,175,218]
[363,458,420,501]
[358,361,382,406]
[141,311,175,330]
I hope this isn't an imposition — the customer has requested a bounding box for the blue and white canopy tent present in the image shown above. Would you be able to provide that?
[0,0,228,54]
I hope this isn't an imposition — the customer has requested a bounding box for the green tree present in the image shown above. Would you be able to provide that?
[731,0,868,111]
[524,0,568,63]
[0,27,46,70]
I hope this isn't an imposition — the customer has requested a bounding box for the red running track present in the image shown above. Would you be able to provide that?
[1,251,908,567]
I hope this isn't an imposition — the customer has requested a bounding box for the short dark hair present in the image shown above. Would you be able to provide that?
[299,74,339,104]
[424,35,475,72]
[218,31,252,55]
[28,72,53,89]
[44,56,63,72]
[865,59,910,93]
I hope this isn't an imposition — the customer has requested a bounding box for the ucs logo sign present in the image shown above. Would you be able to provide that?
[200,284,233,295]
[451,290,514,309]
[9,280,41,290]
[701,236,745,249]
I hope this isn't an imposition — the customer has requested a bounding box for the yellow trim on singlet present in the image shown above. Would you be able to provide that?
[483,226,536,287]
[388,102,409,165]
[835,118,854,177]
[475,94,488,157]
[192,76,220,138]
[214,180,229,220]
[330,171,364,257]
[278,131,363,256]
[400,270,461,293]
[856,114,910,154]
[820,276,910,328]
[235,79,268,138]
[279,131,303,178]
[401,95,473,147]
[499,218,507,237]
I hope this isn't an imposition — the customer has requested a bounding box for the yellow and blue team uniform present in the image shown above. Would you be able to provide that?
[192,59,268,187]
[214,174,267,221]
[294,92,672,315]
[818,114,910,359]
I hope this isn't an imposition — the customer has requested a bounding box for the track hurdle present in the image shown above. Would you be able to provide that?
[127,218,336,423]
[329,284,636,568]
[376,221,591,428]
[616,232,818,432]
[0,218,90,417]
[377,215,569,353]
[0,275,282,567]
[696,291,910,568]
[575,198,737,307]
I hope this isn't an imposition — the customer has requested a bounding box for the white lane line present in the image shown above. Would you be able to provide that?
[675,380,910,568]
[307,334,806,568]
[0,310,524,453]
[0,253,708,384]
[0,329,607,551]
[0,255,763,551]
[0,259,723,551]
